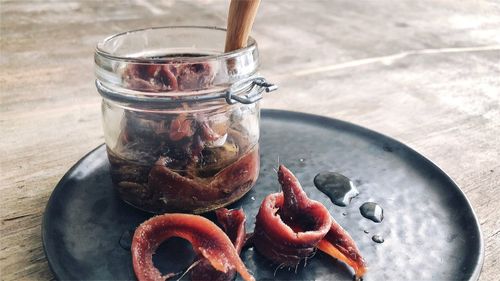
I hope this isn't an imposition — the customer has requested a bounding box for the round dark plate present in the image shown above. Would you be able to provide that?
[43,109,483,281]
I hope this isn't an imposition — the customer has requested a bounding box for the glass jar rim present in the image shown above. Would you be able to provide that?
[95,26,257,64]
[94,25,277,110]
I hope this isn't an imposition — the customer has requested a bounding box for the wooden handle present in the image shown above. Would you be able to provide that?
[225,0,261,52]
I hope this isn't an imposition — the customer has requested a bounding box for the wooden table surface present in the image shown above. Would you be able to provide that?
[1,1,499,280]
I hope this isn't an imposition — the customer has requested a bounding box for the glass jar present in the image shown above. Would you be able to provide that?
[95,26,275,214]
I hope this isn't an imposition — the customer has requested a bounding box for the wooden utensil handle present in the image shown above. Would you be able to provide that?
[225,0,261,52]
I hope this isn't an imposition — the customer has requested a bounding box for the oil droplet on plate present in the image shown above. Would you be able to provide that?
[372,234,384,243]
[360,202,384,223]
[313,172,359,207]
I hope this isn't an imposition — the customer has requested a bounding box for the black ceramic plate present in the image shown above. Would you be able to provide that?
[43,110,483,281]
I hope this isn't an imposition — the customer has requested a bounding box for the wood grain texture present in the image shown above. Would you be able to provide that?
[0,0,499,280]
[225,0,261,52]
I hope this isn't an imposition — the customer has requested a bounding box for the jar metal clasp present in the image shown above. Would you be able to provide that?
[96,76,276,105]
[224,77,278,105]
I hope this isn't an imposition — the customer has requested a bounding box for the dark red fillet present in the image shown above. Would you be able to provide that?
[254,165,366,278]
[148,147,259,212]
[317,218,367,277]
[131,213,254,281]
[123,62,213,92]
[124,64,178,92]
[254,165,332,266]
[215,208,247,253]
[191,208,246,281]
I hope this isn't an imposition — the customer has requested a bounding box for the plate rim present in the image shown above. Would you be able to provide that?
[42,109,484,280]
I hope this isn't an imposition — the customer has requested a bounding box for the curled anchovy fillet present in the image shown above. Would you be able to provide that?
[254,165,366,278]
[131,213,254,281]
[148,147,259,211]
[191,208,247,281]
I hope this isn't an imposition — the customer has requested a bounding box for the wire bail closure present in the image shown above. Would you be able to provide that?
[224,77,277,105]
[96,76,277,105]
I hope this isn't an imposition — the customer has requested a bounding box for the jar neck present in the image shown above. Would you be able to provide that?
[95,26,260,95]
[97,75,278,113]
[94,27,266,112]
